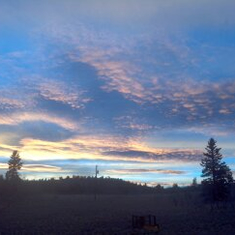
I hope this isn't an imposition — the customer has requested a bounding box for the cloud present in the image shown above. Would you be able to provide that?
[82,59,145,104]
[0,84,36,110]
[38,79,91,109]
[106,168,185,175]
[114,116,155,132]
[2,0,233,133]
[1,0,235,30]
[103,149,202,162]
[0,163,8,169]
[22,164,64,173]
[0,112,79,131]
[58,23,235,130]
[0,134,203,163]
[0,97,25,110]
[0,162,63,173]
[183,126,234,138]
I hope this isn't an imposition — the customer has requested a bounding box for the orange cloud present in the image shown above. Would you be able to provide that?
[4,134,201,164]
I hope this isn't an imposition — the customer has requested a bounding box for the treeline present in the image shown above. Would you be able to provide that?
[0,175,162,196]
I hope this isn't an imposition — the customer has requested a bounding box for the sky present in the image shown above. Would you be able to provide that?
[0,0,235,186]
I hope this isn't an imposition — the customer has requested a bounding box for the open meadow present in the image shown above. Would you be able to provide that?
[1,193,235,234]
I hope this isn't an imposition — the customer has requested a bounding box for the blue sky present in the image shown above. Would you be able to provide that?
[0,0,235,186]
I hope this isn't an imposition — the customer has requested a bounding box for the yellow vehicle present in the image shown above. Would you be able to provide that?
[132,214,160,234]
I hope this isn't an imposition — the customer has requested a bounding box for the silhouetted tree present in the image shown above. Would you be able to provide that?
[155,184,164,192]
[0,174,4,181]
[191,177,197,187]
[5,151,23,182]
[201,138,233,201]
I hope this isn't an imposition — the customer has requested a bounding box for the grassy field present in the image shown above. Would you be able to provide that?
[1,193,235,234]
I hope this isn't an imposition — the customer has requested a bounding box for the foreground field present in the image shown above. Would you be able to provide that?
[0,193,235,234]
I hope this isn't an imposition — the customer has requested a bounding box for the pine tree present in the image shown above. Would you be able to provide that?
[201,138,233,201]
[191,177,197,187]
[5,151,23,182]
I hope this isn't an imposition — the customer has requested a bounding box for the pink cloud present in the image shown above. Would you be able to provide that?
[38,79,91,109]
[0,112,79,131]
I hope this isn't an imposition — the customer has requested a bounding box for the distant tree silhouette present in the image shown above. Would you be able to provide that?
[5,151,23,182]
[0,174,4,181]
[191,177,197,187]
[172,183,178,188]
[155,184,164,192]
[201,138,233,201]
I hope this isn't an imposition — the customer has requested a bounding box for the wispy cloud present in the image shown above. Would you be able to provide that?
[0,112,79,131]
[0,162,64,173]
[106,168,185,175]
[22,164,64,173]
[103,149,202,162]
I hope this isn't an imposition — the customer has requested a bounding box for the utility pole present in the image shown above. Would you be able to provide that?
[95,165,99,178]
[94,165,99,200]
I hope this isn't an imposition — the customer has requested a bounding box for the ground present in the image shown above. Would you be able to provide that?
[0,193,235,234]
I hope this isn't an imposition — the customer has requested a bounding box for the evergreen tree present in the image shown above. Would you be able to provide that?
[5,151,23,182]
[201,138,233,201]
[191,177,197,187]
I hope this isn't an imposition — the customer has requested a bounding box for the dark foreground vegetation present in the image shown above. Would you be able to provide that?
[1,178,235,234]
